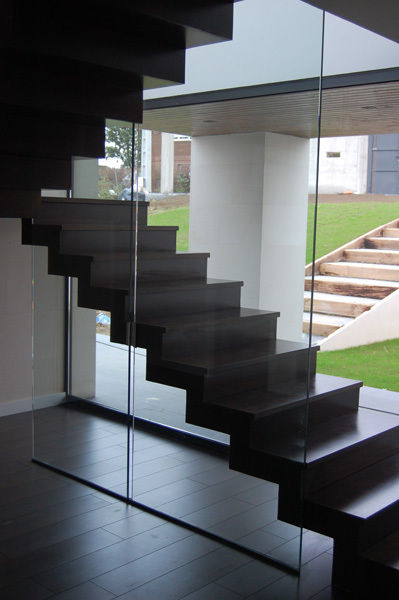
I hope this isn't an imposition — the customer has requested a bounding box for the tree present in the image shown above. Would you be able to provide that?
[105,124,142,168]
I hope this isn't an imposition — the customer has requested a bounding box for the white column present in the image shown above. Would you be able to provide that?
[259,132,310,341]
[141,129,152,192]
[189,133,265,308]
[70,157,97,399]
[160,133,175,194]
[190,131,309,341]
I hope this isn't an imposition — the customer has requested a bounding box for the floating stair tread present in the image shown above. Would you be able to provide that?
[361,530,399,569]
[306,451,399,520]
[304,291,379,307]
[162,339,317,375]
[61,224,178,232]
[137,307,279,332]
[210,373,360,419]
[92,251,210,261]
[306,275,399,289]
[138,277,243,295]
[41,197,149,207]
[303,312,353,326]
[252,406,399,465]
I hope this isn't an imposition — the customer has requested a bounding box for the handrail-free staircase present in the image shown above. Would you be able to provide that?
[1,2,398,597]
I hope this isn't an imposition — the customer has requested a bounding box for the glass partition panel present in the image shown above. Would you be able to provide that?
[32,120,136,498]
[309,12,399,591]
[130,1,325,571]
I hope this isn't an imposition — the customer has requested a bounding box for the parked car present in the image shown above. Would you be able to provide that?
[119,188,146,202]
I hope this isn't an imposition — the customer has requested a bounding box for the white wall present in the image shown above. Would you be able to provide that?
[0,219,32,415]
[309,136,369,194]
[189,132,309,341]
[145,0,399,101]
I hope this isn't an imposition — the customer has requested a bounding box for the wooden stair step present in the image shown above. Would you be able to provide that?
[160,338,316,376]
[210,373,360,422]
[304,290,378,317]
[359,530,399,599]
[35,197,148,227]
[383,228,399,238]
[366,237,399,250]
[344,248,399,265]
[305,275,399,299]
[138,307,279,356]
[304,452,399,543]
[252,407,399,493]
[60,225,178,255]
[303,312,353,336]
[320,261,399,282]
[91,251,210,287]
[136,277,243,319]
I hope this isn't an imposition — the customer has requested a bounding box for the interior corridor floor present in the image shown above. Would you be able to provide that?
[0,409,352,599]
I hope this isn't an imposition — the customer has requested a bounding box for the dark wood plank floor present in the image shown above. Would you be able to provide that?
[0,409,351,599]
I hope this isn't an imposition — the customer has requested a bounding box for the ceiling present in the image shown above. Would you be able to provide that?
[143,78,399,139]
[302,0,399,44]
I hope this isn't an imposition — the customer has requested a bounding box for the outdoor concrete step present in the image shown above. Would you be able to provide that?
[305,275,399,299]
[304,291,378,317]
[383,227,399,238]
[303,312,353,336]
[366,237,399,250]
[320,261,399,282]
[344,248,399,265]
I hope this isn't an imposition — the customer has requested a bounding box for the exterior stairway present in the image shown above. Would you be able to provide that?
[19,196,399,598]
[303,218,399,344]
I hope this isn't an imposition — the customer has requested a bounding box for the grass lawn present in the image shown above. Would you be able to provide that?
[317,339,399,392]
[306,202,399,264]
[148,207,189,251]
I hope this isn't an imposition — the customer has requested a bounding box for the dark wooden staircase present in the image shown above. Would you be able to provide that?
[17,196,399,598]
[1,2,399,597]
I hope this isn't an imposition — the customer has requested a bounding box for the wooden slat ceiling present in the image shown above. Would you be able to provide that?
[143,80,399,138]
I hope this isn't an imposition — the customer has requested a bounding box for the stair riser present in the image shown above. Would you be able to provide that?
[366,238,399,250]
[303,319,340,336]
[163,315,278,358]
[383,228,399,238]
[136,284,242,319]
[305,279,393,299]
[229,388,360,482]
[36,201,148,227]
[320,262,399,282]
[344,249,399,265]
[304,296,373,317]
[305,425,399,495]
[203,348,317,400]
[60,229,177,255]
[91,255,209,288]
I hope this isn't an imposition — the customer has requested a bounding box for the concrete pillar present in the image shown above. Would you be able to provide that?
[189,133,265,308]
[72,157,99,198]
[160,133,174,194]
[141,129,152,192]
[190,131,309,341]
[259,133,310,341]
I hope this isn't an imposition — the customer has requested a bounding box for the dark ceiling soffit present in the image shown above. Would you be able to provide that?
[143,67,399,111]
